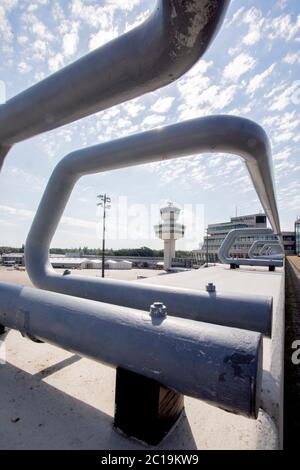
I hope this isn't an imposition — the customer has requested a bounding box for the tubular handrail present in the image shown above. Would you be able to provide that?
[0,0,230,168]
[248,240,283,259]
[0,146,11,172]
[0,281,263,418]
[260,244,283,256]
[25,115,282,306]
[218,228,283,267]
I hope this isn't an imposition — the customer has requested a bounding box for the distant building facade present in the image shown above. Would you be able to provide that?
[50,257,89,269]
[282,231,296,255]
[194,213,281,263]
[1,253,25,266]
[296,219,300,254]
[48,256,133,270]
[194,213,299,263]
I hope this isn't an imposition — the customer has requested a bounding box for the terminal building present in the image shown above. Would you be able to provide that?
[296,218,300,254]
[194,213,297,263]
[0,253,25,266]
[282,231,296,255]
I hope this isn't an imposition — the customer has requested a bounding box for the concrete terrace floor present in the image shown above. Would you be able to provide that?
[0,264,284,450]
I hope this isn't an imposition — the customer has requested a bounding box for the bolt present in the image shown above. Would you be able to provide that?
[150,302,167,318]
[206,282,216,293]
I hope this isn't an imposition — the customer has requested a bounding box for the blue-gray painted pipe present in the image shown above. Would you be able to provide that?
[218,228,284,267]
[0,146,10,172]
[0,0,230,169]
[24,115,279,333]
[248,240,283,259]
[249,240,279,257]
[0,281,263,418]
[259,243,283,258]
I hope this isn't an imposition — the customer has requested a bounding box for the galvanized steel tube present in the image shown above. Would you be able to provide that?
[0,282,263,418]
[0,0,230,153]
[24,116,279,333]
[218,228,283,267]
[248,240,283,259]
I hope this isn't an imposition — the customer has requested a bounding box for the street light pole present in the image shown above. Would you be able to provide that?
[97,194,111,278]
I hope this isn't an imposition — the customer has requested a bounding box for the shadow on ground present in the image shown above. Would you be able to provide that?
[0,359,197,450]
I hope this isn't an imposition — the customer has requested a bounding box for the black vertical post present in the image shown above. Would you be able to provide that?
[114,367,184,445]
[98,193,110,278]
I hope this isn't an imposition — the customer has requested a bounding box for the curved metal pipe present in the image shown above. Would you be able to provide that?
[248,240,283,259]
[0,281,263,418]
[259,242,283,259]
[0,0,230,165]
[26,115,281,310]
[0,146,11,172]
[259,243,283,257]
[260,244,278,256]
[218,228,283,267]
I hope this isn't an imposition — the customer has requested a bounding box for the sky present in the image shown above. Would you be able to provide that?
[0,0,299,251]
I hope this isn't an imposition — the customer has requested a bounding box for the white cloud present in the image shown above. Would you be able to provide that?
[269,82,300,111]
[0,0,19,48]
[62,28,79,57]
[276,0,289,10]
[125,9,151,33]
[197,85,237,110]
[273,131,294,144]
[106,0,141,11]
[62,216,95,230]
[267,14,300,41]
[0,204,34,220]
[0,204,95,230]
[1,0,300,247]
[89,28,118,50]
[151,97,175,114]
[29,16,54,41]
[224,53,256,82]
[242,7,264,46]
[18,61,32,74]
[246,64,276,95]
[124,101,145,118]
[283,51,300,64]
[32,39,48,60]
[70,0,111,28]
[273,149,292,161]
[224,7,245,29]
[2,167,44,190]
[17,35,29,45]
[243,29,261,46]
[48,52,64,72]
[264,81,286,99]
[142,114,166,128]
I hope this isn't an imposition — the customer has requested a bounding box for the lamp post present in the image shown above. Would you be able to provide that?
[97,194,111,278]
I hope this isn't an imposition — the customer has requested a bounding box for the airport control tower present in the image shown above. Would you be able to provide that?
[154,202,185,270]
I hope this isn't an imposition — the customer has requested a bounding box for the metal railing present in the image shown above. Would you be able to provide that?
[24,115,278,334]
[0,0,282,419]
[248,240,284,259]
[218,228,284,267]
[0,0,230,169]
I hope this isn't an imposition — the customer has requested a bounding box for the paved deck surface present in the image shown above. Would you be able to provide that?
[0,264,284,450]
